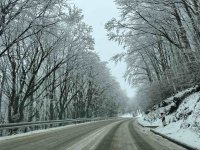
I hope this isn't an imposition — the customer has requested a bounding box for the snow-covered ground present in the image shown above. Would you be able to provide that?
[137,86,200,149]
[137,117,162,127]
[120,113,133,118]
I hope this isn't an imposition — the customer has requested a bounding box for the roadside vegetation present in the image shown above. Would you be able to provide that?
[106,0,200,110]
[0,0,128,125]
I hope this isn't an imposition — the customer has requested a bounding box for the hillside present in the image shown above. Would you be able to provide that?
[137,86,200,149]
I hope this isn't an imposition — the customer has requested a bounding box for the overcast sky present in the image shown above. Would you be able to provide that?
[73,0,136,98]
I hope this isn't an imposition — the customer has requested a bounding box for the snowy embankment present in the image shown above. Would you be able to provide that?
[137,86,200,149]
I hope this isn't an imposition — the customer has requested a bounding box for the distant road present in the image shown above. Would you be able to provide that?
[0,119,185,150]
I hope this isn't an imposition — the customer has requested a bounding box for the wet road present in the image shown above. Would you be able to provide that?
[95,119,186,150]
[0,119,186,150]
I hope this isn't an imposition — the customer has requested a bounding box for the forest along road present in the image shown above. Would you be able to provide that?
[0,119,186,150]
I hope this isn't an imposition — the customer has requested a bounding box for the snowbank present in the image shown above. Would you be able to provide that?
[137,86,200,149]
[137,116,162,127]
[156,121,200,149]
[120,113,133,118]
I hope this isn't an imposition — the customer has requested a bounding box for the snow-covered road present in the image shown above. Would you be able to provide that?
[0,119,186,150]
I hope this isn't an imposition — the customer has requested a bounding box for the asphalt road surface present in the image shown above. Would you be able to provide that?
[0,119,186,150]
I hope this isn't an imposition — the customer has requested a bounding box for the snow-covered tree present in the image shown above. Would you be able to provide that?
[0,0,128,125]
[106,0,200,108]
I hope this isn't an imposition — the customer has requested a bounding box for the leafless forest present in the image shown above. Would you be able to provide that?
[0,0,128,125]
[106,0,200,110]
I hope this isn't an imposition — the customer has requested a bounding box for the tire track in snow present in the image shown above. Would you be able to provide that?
[66,120,125,150]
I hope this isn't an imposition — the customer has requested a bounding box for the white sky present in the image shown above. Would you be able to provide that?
[73,0,136,98]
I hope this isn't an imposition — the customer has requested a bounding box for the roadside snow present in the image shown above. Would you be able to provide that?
[137,88,200,149]
[137,116,162,127]
[156,121,200,149]
[120,113,133,118]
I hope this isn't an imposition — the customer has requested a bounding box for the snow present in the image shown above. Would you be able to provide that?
[137,87,200,149]
[119,109,143,118]
[137,116,162,127]
[156,121,200,149]
[66,121,120,150]
[120,113,133,118]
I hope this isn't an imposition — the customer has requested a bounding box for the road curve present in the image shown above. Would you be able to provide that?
[95,119,186,150]
[0,119,186,150]
[0,119,122,150]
